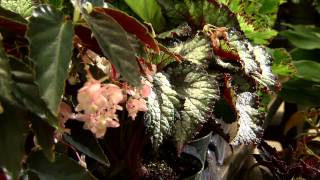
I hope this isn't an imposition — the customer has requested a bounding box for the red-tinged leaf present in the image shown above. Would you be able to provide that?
[0,7,27,36]
[74,25,103,55]
[82,9,141,86]
[158,44,183,62]
[223,75,265,146]
[96,8,160,53]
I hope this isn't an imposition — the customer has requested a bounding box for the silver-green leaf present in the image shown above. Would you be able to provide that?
[145,72,180,149]
[166,62,220,147]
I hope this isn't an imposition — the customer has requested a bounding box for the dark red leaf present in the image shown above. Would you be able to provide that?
[0,18,26,36]
[74,25,103,55]
[95,8,160,53]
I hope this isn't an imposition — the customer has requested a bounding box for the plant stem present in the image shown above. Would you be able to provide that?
[264,96,283,129]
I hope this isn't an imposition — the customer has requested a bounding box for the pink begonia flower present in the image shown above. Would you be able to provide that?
[74,78,124,138]
[59,102,73,124]
[126,98,148,120]
[140,82,152,98]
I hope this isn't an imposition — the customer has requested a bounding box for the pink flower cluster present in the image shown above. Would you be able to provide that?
[126,80,151,120]
[59,78,152,138]
[74,79,124,138]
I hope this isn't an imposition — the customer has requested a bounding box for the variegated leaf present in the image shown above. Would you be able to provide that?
[145,72,180,149]
[166,62,220,149]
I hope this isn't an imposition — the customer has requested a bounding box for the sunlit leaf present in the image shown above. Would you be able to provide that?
[27,5,74,117]
[145,72,180,149]
[27,151,97,180]
[217,0,281,45]
[279,78,320,106]
[293,60,320,82]
[283,111,306,135]
[280,24,320,50]
[290,48,320,62]
[124,0,166,32]
[83,9,141,86]
[269,48,297,77]
[0,101,29,179]
[0,0,33,18]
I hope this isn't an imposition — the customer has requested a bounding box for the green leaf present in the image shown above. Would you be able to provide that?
[280,25,320,50]
[279,78,320,106]
[290,48,320,62]
[0,101,29,179]
[27,5,74,117]
[0,36,13,101]
[169,33,212,66]
[27,151,97,180]
[145,72,180,149]
[83,9,141,86]
[10,58,58,127]
[30,116,56,162]
[157,23,192,39]
[166,62,220,148]
[157,0,238,29]
[269,48,297,77]
[293,60,320,82]
[244,29,278,45]
[124,0,166,32]
[218,0,281,45]
[63,129,109,166]
[0,0,33,18]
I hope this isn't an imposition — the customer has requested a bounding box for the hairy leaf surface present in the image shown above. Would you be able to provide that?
[145,72,180,149]
[27,5,74,117]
